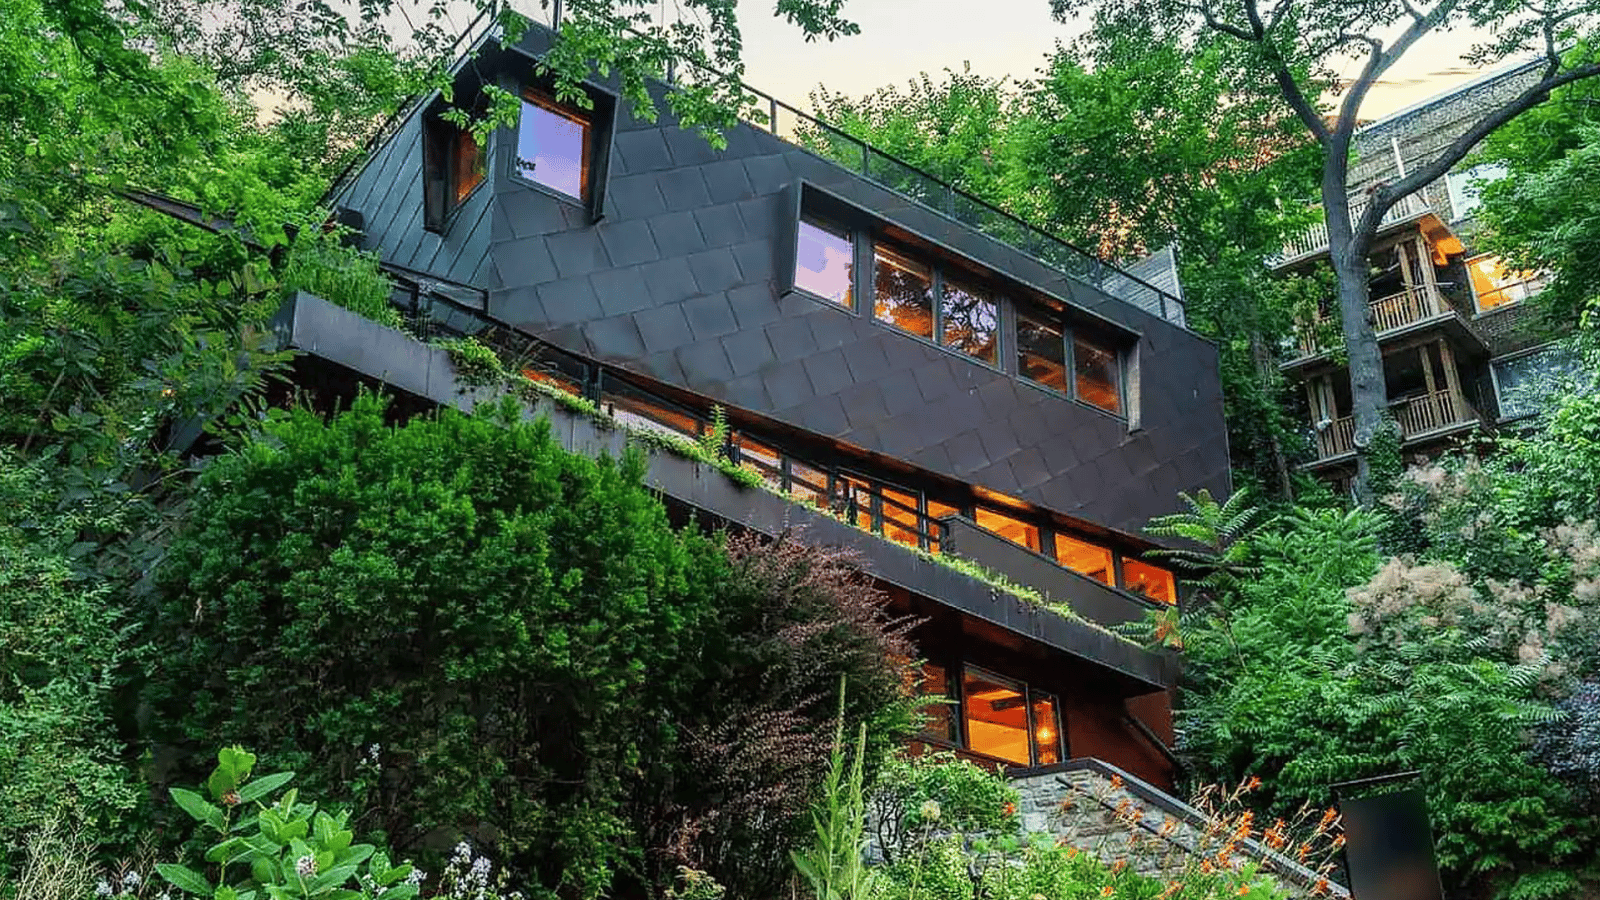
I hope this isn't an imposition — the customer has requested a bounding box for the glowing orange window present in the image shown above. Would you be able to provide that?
[1123,558,1177,604]
[881,486,921,548]
[1467,254,1546,312]
[1030,692,1063,765]
[962,667,1030,765]
[1054,533,1114,585]
[925,500,960,554]
[975,506,1041,553]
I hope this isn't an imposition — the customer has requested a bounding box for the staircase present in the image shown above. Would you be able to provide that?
[1012,760,1350,899]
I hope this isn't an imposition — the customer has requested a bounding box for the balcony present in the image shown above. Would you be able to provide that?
[1291,284,1445,358]
[1271,192,1433,268]
[1311,389,1480,461]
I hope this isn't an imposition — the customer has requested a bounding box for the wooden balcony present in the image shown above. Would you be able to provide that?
[1293,285,1444,357]
[1272,192,1431,267]
[1312,389,1479,460]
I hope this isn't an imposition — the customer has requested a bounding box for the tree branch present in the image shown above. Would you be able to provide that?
[1379,61,1600,205]
[1233,0,1331,143]
[1335,0,1460,136]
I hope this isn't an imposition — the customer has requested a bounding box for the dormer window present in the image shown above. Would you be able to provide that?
[422,114,486,231]
[795,217,854,306]
[515,91,591,202]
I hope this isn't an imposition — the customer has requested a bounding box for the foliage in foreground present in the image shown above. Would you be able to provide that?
[1175,390,1600,899]
[142,393,914,898]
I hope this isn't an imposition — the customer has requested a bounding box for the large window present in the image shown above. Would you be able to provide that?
[1054,534,1113,585]
[961,666,1063,766]
[941,277,1000,365]
[422,115,486,231]
[975,506,1041,553]
[1467,254,1547,312]
[1494,343,1590,421]
[1018,311,1124,415]
[874,244,935,338]
[795,218,854,306]
[1446,162,1508,220]
[1123,558,1177,605]
[515,92,591,201]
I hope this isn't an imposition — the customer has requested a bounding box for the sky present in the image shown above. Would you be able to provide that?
[729,0,1501,122]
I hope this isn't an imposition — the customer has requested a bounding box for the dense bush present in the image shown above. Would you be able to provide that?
[0,453,142,878]
[143,393,913,898]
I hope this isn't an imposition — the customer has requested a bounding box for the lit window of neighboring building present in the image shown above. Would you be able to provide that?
[1467,254,1548,312]
[515,92,591,201]
[874,244,935,339]
[1123,558,1177,605]
[795,218,854,306]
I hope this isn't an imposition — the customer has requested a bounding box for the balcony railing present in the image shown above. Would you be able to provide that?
[1293,284,1442,357]
[1312,389,1478,459]
[1272,192,1431,267]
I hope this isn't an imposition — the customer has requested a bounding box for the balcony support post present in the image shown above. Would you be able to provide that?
[1420,344,1438,399]
[1438,340,1465,421]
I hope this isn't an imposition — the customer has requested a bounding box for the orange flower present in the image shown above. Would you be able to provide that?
[1067,847,1080,859]
[1316,808,1337,834]
[1201,860,1215,874]
[1160,817,1179,836]
[1244,775,1262,792]
[1111,774,1124,790]
[1237,885,1251,896]
[1101,887,1116,897]
[1003,800,1017,817]
[1112,860,1127,874]
[1331,834,1346,849]
[1313,878,1330,896]
[1297,842,1312,861]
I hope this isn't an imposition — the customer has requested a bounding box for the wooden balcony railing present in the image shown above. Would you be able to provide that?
[1273,192,1431,267]
[1312,390,1477,460]
[1294,285,1442,357]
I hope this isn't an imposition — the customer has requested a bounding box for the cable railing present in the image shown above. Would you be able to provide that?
[329,2,1189,329]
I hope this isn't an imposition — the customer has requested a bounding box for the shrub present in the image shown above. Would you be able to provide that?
[144,393,914,898]
[870,752,1020,864]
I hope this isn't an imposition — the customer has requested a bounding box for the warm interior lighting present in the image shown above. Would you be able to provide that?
[925,499,960,553]
[881,486,921,547]
[1073,336,1122,415]
[874,244,934,339]
[795,219,854,305]
[605,392,701,438]
[787,461,828,507]
[1030,693,1062,766]
[963,668,1030,765]
[516,92,591,201]
[452,129,485,204]
[1467,253,1545,312]
[1017,312,1068,393]
[521,368,580,395]
[1122,558,1177,605]
[1054,533,1113,585]
[975,506,1041,553]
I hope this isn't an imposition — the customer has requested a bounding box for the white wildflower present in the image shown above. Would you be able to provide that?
[95,882,113,898]
[295,856,317,878]
[919,799,942,822]
[123,872,141,889]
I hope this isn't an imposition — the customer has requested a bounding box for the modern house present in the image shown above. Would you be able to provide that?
[1273,59,1582,484]
[280,14,1232,790]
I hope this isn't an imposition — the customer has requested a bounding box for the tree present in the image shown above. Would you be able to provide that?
[807,32,1322,498]
[1059,0,1600,497]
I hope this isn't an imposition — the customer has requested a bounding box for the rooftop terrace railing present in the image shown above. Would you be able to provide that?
[327,3,1189,330]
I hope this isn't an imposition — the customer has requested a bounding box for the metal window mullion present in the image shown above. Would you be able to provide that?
[1062,325,1077,403]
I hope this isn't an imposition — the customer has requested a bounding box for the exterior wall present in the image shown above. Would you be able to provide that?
[468,39,1229,538]
[335,110,496,287]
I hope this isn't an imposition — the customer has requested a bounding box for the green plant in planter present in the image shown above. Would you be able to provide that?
[437,337,507,389]
[156,747,418,900]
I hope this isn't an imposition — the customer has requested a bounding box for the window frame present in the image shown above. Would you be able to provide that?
[956,663,1066,768]
[1465,253,1548,314]
[1016,304,1128,418]
[422,110,488,233]
[511,89,595,206]
[505,77,618,223]
[792,215,857,309]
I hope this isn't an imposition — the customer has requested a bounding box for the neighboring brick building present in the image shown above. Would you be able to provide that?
[1273,59,1581,484]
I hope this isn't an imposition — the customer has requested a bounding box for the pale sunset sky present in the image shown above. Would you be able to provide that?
[725,0,1503,122]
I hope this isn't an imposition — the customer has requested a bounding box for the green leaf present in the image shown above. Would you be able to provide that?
[378,885,419,900]
[157,863,214,896]
[375,864,411,887]
[172,787,227,831]
[238,771,294,803]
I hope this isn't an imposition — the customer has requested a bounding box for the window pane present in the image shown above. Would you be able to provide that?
[788,460,829,507]
[1054,533,1113,585]
[918,663,955,742]
[516,95,589,200]
[881,486,921,548]
[963,667,1030,765]
[1074,336,1122,414]
[453,129,485,203]
[974,507,1041,553]
[874,245,934,339]
[1123,558,1177,604]
[840,474,875,530]
[941,278,998,364]
[1017,312,1067,392]
[737,437,783,489]
[925,499,960,554]
[796,219,854,306]
[605,391,701,438]
[1031,693,1063,766]
[1468,254,1547,312]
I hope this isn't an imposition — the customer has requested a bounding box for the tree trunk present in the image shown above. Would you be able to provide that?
[1329,237,1389,501]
